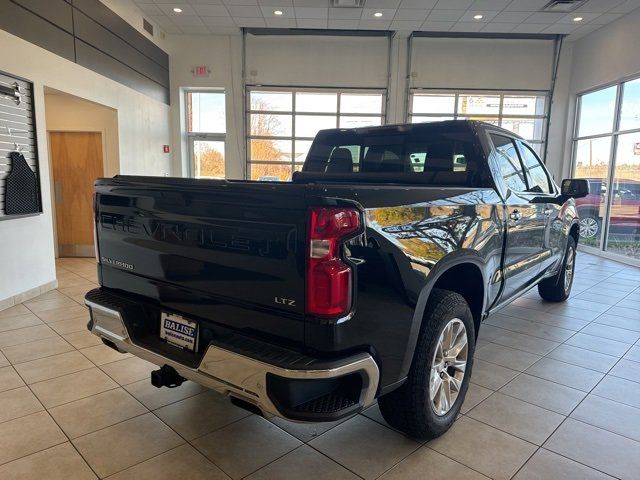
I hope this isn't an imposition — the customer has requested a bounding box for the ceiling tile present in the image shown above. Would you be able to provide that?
[504,0,549,12]
[327,19,359,29]
[525,12,566,23]
[293,0,326,6]
[180,25,211,33]
[367,0,402,7]
[590,12,624,24]
[574,0,626,13]
[470,0,511,9]
[481,22,518,32]
[460,10,499,21]
[361,8,397,20]
[234,16,266,26]
[207,26,241,34]
[400,0,437,7]
[192,4,229,15]
[294,7,328,18]
[187,0,224,5]
[158,4,198,16]
[265,17,297,26]
[427,10,465,22]
[434,0,473,8]
[172,15,206,26]
[611,0,640,13]
[201,16,236,25]
[358,19,391,29]
[136,3,164,16]
[328,8,362,19]
[226,4,263,16]
[296,18,328,28]
[151,0,189,4]
[557,12,600,23]
[419,20,454,30]
[223,0,259,5]
[260,5,295,18]
[541,23,581,34]
[492,11,531,22]
[568,24,601,39]
[449,21,485,31]
[256,0,293,5]
[390,19,423,29]
[161,24,182,34]
[149,15,176,28]
[394,8,430,20]
[510,23,548,33]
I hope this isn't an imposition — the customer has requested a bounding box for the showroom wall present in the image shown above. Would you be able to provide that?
[0,28,171,307]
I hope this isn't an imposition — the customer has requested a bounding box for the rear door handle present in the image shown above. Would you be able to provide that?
[509,210,522,222]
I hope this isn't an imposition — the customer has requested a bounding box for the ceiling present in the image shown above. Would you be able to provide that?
[135,0,640,40]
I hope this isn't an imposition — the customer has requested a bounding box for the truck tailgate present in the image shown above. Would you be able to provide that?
[95,176,309,344]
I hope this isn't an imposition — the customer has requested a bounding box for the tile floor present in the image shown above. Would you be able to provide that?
[0,253,638,479]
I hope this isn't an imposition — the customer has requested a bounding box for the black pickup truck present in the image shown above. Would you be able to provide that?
[85,120,588,440]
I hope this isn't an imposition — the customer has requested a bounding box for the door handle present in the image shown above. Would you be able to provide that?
[509,210,522,222]
[543,208,553,217]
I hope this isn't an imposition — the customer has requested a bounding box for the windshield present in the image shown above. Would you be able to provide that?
[301,123,486,187]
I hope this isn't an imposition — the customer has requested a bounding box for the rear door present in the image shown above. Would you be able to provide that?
[488,133,548,300]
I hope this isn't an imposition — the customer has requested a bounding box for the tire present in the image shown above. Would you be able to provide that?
[578,213,601,240]
[377,289,475,441]
[538,236,577,302]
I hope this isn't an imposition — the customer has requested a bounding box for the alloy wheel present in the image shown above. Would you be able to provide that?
[564,246,575,293]
[429,318,468,416]
[579,217,599,238]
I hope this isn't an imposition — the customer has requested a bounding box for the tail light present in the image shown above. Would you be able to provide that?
[307,207,360,318]
[92,193,100,263]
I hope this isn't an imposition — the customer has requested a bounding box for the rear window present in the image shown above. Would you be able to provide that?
[300,123,486,187]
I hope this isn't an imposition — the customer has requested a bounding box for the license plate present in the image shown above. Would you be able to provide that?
[160,312,198,352]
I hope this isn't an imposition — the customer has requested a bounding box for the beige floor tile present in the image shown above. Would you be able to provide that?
[500,373,586,415]
[379,446,490,480]
[108,444,229,480]
[123,379,205,410]
[571,394,640,442]
[0,304,31,319]
[25,296,80,313]
[592,375,640,409]
[467,392,565,445]
[475,343,541,371]
[0,443,96,480]
[460,383,494,414]
[0,365,24,392]
[610,359,640,383]
[565,333,630,357]
[100,356,156,385]
[625,345,640,363]
[546,344,618,373]
[35,304,88,324]
[469,359,519,390]
[309,415,419,479]
[80,344,131,366]
[594,314,640,333]
[15,350,94,384]
[246,445,359,480]
[59,286,95,304]
[485,314,574,342]
[525,357,605,392]
[49,388,148,438]
[193,415,301,479]
[513,448,614,480]
[73,413,184,478]
[0,386,44,423]
[49,316,90,335]
[0,350,8,367]
[544,418,640,480]
[491,330,560,356]
[1,336,74,364]
[31,367,118,408]
[62,330,103,349]
[0,324,57,348]
[0,411,67,465]
[428,416,536,480]
[581,323,640,344]
[268,414,349,443]
[0,313,43,333]
[154,390,249,440]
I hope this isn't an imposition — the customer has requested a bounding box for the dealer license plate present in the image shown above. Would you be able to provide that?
[160,312,198,352]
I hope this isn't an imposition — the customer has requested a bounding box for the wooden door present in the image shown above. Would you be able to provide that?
[50,132,104,257]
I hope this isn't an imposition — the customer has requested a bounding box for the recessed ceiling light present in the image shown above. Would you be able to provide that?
[274,10,283,15]
[173,7,182,13]
[473,14,484,20]
[374,12,383,17]
[573,16,583,22]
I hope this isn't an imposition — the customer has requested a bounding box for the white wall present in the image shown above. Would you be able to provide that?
[0,29,171,305]
[99,0,169,51]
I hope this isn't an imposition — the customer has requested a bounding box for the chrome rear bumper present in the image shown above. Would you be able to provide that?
[85,299,379,420]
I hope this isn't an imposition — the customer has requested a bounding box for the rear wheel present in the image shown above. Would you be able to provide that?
[538,236,576,302]
[377,289,475,440]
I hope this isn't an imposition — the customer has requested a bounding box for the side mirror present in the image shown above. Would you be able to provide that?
[561,178,589,198]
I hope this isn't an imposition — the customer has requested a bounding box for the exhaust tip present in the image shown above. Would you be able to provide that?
[230,395,264,417]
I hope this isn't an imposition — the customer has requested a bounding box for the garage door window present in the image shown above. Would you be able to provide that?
[247,88,385,181]
[186,91,226,178]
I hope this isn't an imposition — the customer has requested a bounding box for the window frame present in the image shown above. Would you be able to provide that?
[184,89,226,178]
[246,86,387,181]
[487,132,529,195]
[408,89,548,159]
[515,139,555,195]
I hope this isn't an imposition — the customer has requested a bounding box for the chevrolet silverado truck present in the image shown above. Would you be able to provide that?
[85,121,588,440]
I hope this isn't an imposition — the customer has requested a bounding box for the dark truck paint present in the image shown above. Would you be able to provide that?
[85,121,587,439]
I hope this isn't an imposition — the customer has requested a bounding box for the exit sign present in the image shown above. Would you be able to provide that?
[192,65,210,78]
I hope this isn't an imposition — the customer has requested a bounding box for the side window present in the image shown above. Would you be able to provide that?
[517,141,551,194]
[489,134,527,192]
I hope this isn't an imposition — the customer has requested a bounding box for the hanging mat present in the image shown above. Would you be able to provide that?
[4,151,40,215]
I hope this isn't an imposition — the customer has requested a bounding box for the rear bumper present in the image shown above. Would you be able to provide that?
[85,295,379,422]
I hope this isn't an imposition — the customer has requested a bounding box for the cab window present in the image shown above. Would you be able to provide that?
[517,140,552,194]
[489,134,527,192]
